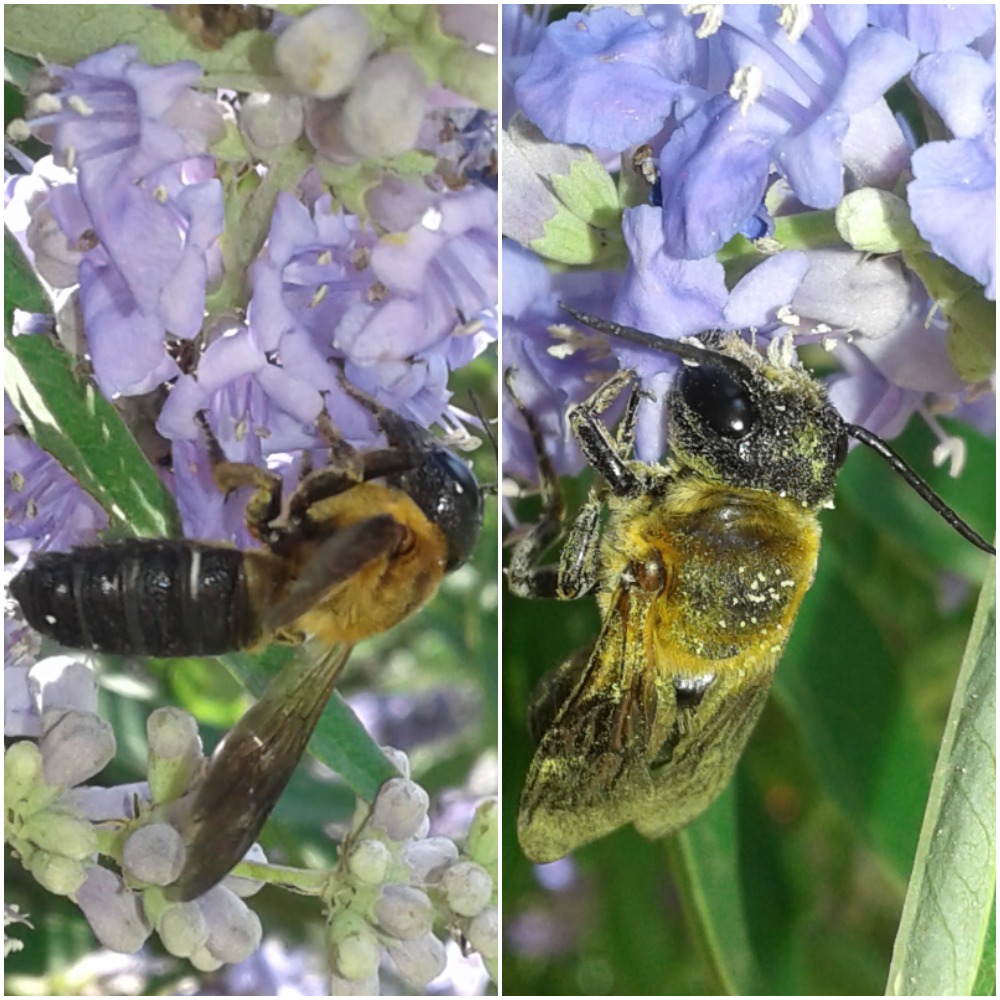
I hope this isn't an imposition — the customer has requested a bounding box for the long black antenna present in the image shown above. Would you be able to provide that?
[560,304,755,382]
[847,424,995,556]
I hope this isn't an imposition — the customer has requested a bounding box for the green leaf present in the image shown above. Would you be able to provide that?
[5,330,181,538]
[5,227,49,315]
[885,568,996,996]
[674,785,767,994]
[223,647,396,802]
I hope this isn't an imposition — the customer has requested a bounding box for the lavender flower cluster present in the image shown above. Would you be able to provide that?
[5,4,497,993]
[502,3,994,479]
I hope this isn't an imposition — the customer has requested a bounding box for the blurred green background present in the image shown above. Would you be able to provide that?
[502,416,994,996]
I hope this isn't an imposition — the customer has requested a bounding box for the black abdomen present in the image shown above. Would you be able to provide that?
[10,540,259,656]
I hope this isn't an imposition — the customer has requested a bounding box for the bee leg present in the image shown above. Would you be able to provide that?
[195,412,282,542]
[505,368,601,601]
[567,369,648,497]
[288,409,420,526]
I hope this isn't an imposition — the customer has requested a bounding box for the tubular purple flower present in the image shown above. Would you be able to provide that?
[513,7,692,149]
[908,48,997,298]
[4,427,109,553]
[24,45,225,397]
[867,4,995,53]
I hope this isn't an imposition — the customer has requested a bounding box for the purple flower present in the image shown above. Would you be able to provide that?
[502,241,621,483]
[908,48,997,299]
[514,6,918,259]
[513,7,692,149]
[24,45,225,397]
[867,4,996,53]
[250,189,497,431]
[4,428,109,555]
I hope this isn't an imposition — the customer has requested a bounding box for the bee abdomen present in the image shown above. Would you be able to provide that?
[10,540,259,656]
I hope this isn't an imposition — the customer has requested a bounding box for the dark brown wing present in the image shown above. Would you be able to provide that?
[261,514,402,633]
[517,583,776,862]
[170,641,353,900]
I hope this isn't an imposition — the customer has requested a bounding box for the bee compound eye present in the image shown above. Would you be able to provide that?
[679,365,755,440]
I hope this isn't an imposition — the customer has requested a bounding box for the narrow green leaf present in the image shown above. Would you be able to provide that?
[885,568,996,996]
[674,785,767,995]
[5,227,50,314]
[5,331,181,538]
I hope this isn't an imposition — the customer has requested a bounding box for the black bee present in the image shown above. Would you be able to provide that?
[11,390,484,899]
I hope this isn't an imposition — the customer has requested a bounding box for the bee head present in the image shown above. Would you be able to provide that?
[667,332,848,509]
[390,442,485,570]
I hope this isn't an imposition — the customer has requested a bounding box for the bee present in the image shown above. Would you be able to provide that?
[505,307,994,864]
[173,4,274,50]
[10,389,484,899]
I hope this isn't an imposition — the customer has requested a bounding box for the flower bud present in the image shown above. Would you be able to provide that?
[341,53,427,159]
[402,836,458,884]
[440,860,493,917]
[122,823,186,886]
[240,93,305,150]
[5,740,43,800]
[466,905,498,960]
[329,971,380,996]
[40,709,115,787]
[347,837,392,885]
[189,944,224,973]
[373,884,434,940]
[27,849,88,896]
[146,707,202,804]
[381,746,410,779]
[198,885,263,964]
[275,6,373,99]
[75,865,151,951]
[156,900,209,959]
[370,778,429,841]
[387,931,447,988]
[331,919,381,982]
[22,807,98,860]
[28,656,98,716]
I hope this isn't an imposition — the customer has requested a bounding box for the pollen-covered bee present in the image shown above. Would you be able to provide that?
[11,389,484,899]
[506,307,994,864]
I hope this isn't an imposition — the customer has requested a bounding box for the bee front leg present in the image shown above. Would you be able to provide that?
[568,369,648,498]
[288,411,419,526]
[505,369,601,602]
[195,412,282,542]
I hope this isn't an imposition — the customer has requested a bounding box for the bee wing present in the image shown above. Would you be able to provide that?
[517,584,775,862]
[170,641,353,901]
[262,513,403,633]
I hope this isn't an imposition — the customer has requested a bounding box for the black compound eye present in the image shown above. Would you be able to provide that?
[679,365,755,439]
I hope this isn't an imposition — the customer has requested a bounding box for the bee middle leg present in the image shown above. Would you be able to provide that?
[505,369,602,602]
[196,412,282,542]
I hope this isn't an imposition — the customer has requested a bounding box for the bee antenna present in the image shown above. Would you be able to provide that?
[846,423,995,556]
[468,390,498,463]
[560,304,755,382]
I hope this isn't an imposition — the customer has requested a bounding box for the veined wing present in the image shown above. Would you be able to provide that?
[517,582,775,862]
[171,641,353,900]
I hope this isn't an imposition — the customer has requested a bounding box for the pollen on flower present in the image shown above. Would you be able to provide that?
[67,95,94,117]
